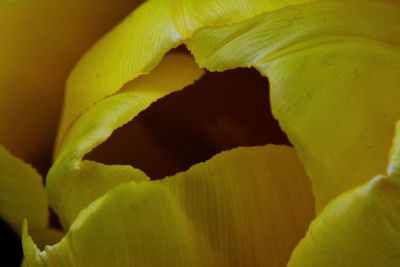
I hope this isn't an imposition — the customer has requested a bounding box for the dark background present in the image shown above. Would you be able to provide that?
[0,218,22,267]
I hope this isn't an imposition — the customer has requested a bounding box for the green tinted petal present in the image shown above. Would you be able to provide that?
[0,0,143,166]
[289,121,400,266]
[48,53,204,227]
[56,0,313,152]
[22,221,43,267]
[388,121,400,176]
[25,145,314,267]
[188,0,400,210]
[0,146,60,247]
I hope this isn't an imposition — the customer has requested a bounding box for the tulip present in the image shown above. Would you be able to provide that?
[1,0,399,266]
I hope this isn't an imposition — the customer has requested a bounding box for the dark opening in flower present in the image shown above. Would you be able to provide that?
[87,52,290,179]
[1,1,400,266]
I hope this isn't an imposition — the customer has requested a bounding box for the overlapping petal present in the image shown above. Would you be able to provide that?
[48,52,204,227]
[15,0,400,266]
[187,0,400,210]
[54,161,149,228]
[0,146,61,247]
[24,145,314,267]
[288,120,400,267]
[0,0,143,170]
[56,0,313,152]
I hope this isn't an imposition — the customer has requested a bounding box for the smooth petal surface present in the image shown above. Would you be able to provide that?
[0,0,143,171]
[48,53,204,227]
[0,146,60,247]
[187,0,400,210]
[56,0,313,152]
[24,145,314,267]
[288,120,400,267]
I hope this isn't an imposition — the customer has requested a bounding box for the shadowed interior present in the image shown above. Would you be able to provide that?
[86,67,290,179]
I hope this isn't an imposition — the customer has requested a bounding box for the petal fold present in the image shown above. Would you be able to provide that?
[56,0,313,151]
[289,119,400,266]
[187,0,400,210]
[0,146,47,233]
[288,174,400,267]
[55,161,149,228]
[0,146,59,247]
[25,145,314,267]
[48,52,204,227]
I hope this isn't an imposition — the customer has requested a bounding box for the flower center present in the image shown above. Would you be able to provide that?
[86,64,290,179]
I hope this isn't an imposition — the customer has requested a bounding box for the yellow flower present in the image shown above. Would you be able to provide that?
[1,0,400,266]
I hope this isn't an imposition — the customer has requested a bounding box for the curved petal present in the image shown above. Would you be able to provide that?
[0,0,143,170]
[56,161,149,228]
[56,0,313,152]
[163,145,314,266]
[48,52,204,227]
[288,120,400,266]
[0,146,60,247]
[187,0,400,210]
[288,175,400,267]
[0,145,47,232]
[24,145,314,267]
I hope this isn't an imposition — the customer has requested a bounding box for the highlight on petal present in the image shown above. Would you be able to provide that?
[187,0,400,210]
[388,120,400,176]
[25,145,314,267]
[0,146,60,248]
[0,0,143,174]
[288,120,400,267]
[22,221,44,267]
[56,0,313,152]
[48,52,205,228]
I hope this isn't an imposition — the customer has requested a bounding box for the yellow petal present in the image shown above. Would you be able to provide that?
[0,0,143,171]
[57,160,149,227]
[0,146,60,247]
[289,120,400,266]
[56,0,313,152]
[0,145,47,233]
[388,121,400,176]
[48,52,204,227]
[163,145,314,266]
[187,0,400,210]
[288,175,400,267]
[22,221,42,267]
[24,145,314,267]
